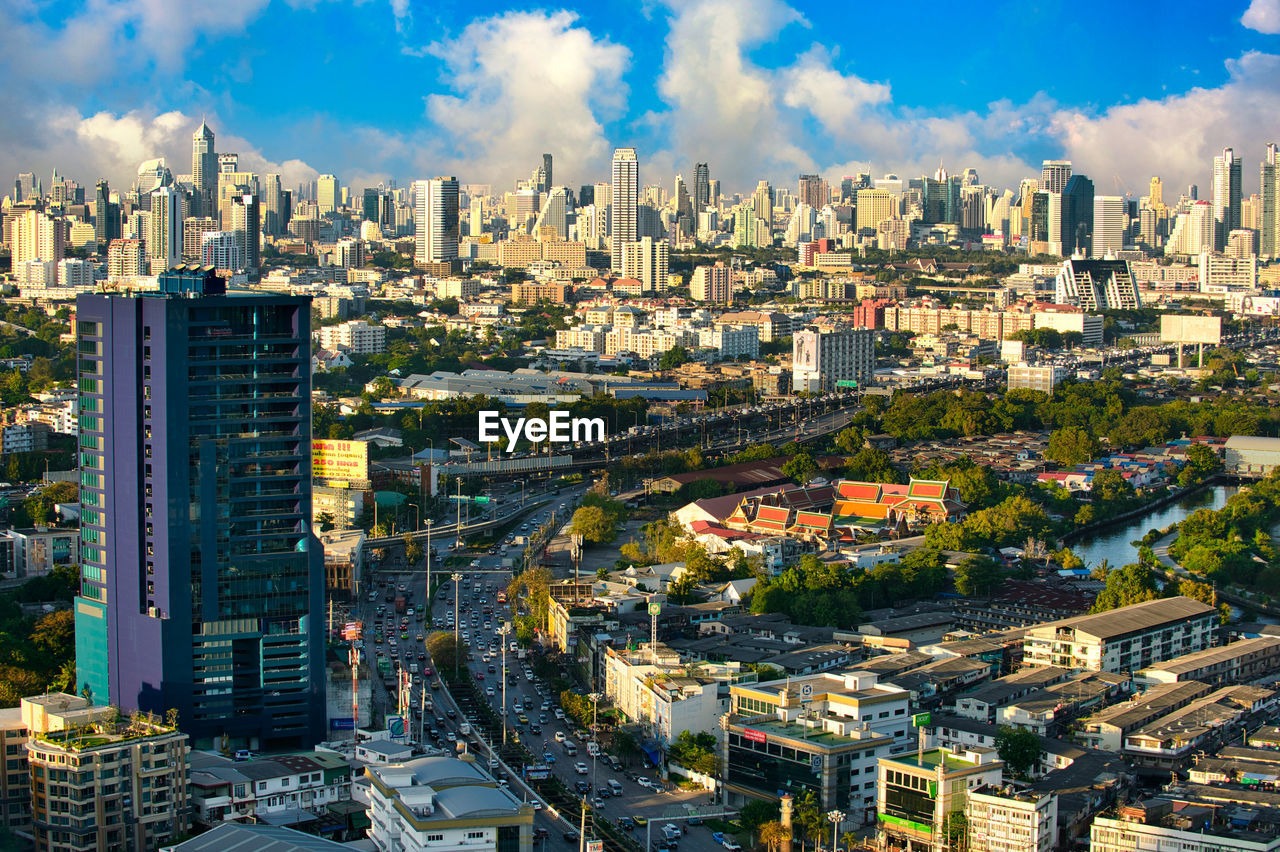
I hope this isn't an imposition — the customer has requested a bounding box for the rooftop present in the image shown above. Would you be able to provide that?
[1027,596,1215,642]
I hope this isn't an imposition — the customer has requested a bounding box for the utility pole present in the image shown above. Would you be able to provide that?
[452,573,463,677]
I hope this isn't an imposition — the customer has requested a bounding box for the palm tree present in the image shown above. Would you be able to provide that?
[761,821,791,852]
[840,830,859,852]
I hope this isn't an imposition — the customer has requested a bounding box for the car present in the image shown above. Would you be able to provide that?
[687,816,703,826]
[533,828,549,841]
[593,796,606,809]
[543,752,556,764]
[529,724,541,735]
[486,687,495,696]
[475,673,485,681]
[597,786,612,798]
[554,709,565,720]
[663,824,682,838]
[554,730,566,742]
[618,817,636,831]
[721,843,742,852]
[633,816,649,826]
[575,762,589,775]
[564,830,581,842]
[446,709,456,719]
[575,780,591,794]
[636,777,655,789]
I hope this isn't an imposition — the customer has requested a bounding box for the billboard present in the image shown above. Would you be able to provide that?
[743,728,767,744]
[330,718,355,730]
[312,439,370,486]
[1160,315,1222,345]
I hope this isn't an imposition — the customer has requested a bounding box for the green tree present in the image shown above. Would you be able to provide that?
[570,505,616,544]
[739,800,781,834]
[659,345,691,370]
[1090,563,1159,612]
[995,725,1045,777]
[1046,426,1101,466]
[782,452,819,484]
[954,555,1005,596]
[667,572,699,604]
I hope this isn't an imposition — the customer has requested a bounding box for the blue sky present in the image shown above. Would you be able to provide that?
[3,0,1280,198]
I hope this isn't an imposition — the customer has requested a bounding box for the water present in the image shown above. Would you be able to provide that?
[1068,485,1239,570]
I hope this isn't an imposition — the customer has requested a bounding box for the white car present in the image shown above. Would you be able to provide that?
[636,777,655,790]
[486,687,495,697]
[554,709,565,720]
[575,762,589,775]
[554,731,566,743]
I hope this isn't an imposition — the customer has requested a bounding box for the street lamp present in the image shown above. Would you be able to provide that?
[827,810,845,852]
[497,622,511,745]
[452,573,463,677]
[425,518,433,602]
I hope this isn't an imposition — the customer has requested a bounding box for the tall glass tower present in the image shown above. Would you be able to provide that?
[74,272,324,750]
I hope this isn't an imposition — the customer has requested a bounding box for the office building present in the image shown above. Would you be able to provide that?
[792,326,875,392]
[334,238,365,269]
[690,262,732,303]
[877,747,1005,852]
[724,672,912,825]
[533,187,568,241]
[856,189,897,234]
[262,173,286,236]
[94,180,119,246]
[414,177,460,265]
[1263,144,1280,258]
[12,209,64,265]
[227,193,260,278]
[1054,257,1141,311]
[1091,798,1280,852]
[1063,174,1094,255]
[1031,308,1104,348]
[1091,195,1126,257]
[1166,201,1216,256]
[22,692,190,852]
[621,235,668,292]
[1212,147,1242,249]
[74,280,326,750]
[1040,160,1072,193]
[316,174,340,216]
[191,121,216,216]
[965,786,1057,852]
[362,187,380,223]
[1007,364,1068,394]
[610,148,638,267]
[798,173,828,209]
[1022,596,1216,673]
[694,162,710,210]
[366,755,534,852]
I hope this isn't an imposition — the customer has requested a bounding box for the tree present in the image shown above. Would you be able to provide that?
[740,800,781,834]
[995,725,1045,777]
[760,822,791,852]
[666,572,699,604]
[782,452,819,484]
[1090,563,1159,612]
[659,345,691,370]
[954,555,1005,597]
[570,505,616,545]
[403,533,423,565]
[317,512,335,532]
[1046,426,1100,466]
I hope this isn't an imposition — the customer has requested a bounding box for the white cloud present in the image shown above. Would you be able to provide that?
[1243,0,1280,33]
[1048,51,1280,197]
[422,10,630,190]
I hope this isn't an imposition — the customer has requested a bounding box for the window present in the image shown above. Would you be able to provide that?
[467,831,485,839]
[427,835,444,842]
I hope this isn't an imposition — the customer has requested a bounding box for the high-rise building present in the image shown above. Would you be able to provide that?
[621,236,668,292]
[469,198,484,237]
[797,173,827,209]
[1063,175,1095,255]
[106,238,146,279]
[191,120,216,216]
[362,187,380,223]
[183,217,219,262]
[14,172,38,203]
[414,177,460,265]
[752,180,774,237]
[74,281,326,750]
[148,185,182,269]
[792,326,875,392]
[694,162,710,210]
[1166,201,1216,256]
[1040,160,1072,193]
[855,189,896,233]
[541,153,553,194]
[262,173,285,236]
[1212,146,1242,250]
[1148,176,1164,209]
[228,193,260,277]
[690,262,731,303]
[534,187,568,241]
[11,209,64,265]
[610,148,638,267]
[23,693,191,852]
[1262,143,1280,258]
[316,174,340,216]
[94,179,119,246]
[1091,195,1126,257]
[673,175,692,225]
[200,231,243,270]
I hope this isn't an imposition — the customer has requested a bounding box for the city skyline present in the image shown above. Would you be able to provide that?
[3,0,1280,197]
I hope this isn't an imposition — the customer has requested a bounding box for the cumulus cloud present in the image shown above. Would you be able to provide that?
[1242,0,1280,33]
[422,10,630,190]
[1048,51,1280,197]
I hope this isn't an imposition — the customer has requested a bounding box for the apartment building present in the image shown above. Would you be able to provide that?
[965,785,1057,852]
[1007,364,1068,394]
[0,708,31,837]
[1092,798,1280,852]
[1021,596,1216,674]
[318,320,386,355]
[22,693,190,852]
[602,645,741,750]
[187,750,353,829]
[1134,635,1280,688]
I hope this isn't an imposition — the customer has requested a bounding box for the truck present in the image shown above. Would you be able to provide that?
[377,657,391,678]
[395,596,406,614]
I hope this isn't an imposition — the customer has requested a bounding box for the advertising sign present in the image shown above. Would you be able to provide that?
[330,718,355,730]
[744,728,767,744]
[312,439,371,485]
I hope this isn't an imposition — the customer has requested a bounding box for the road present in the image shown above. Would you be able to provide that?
[357,492,734,852]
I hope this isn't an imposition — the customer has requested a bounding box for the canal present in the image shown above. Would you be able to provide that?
[1068,484,1240,570]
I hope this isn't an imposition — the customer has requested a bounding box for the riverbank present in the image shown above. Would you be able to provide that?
[1057,474,1225,548]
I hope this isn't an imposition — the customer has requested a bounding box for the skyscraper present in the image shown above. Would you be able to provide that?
[797,174,827,209]
[1148,176,1163,209]
[542,153,553,194]
[1063,174,1095,256]
[414,177,460,264]
[94,179,119,246]
[11,209,64,265]
[534,187,568,241]
[1212,146,1242,249]
[362,187,380,223]
[1261,143,1279,258]
[317,175,340,216]
[262,173,284,237]
[1091,195,1126,257]
[1040,160,1072,193]
[610,148,638,268]
[694,163,710,210]
[148,185,182,270]
[228,193,260,278]
[74,278,325,750]
[752,180,774,238]
[621,235,669,292]
[192,120,216,216]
